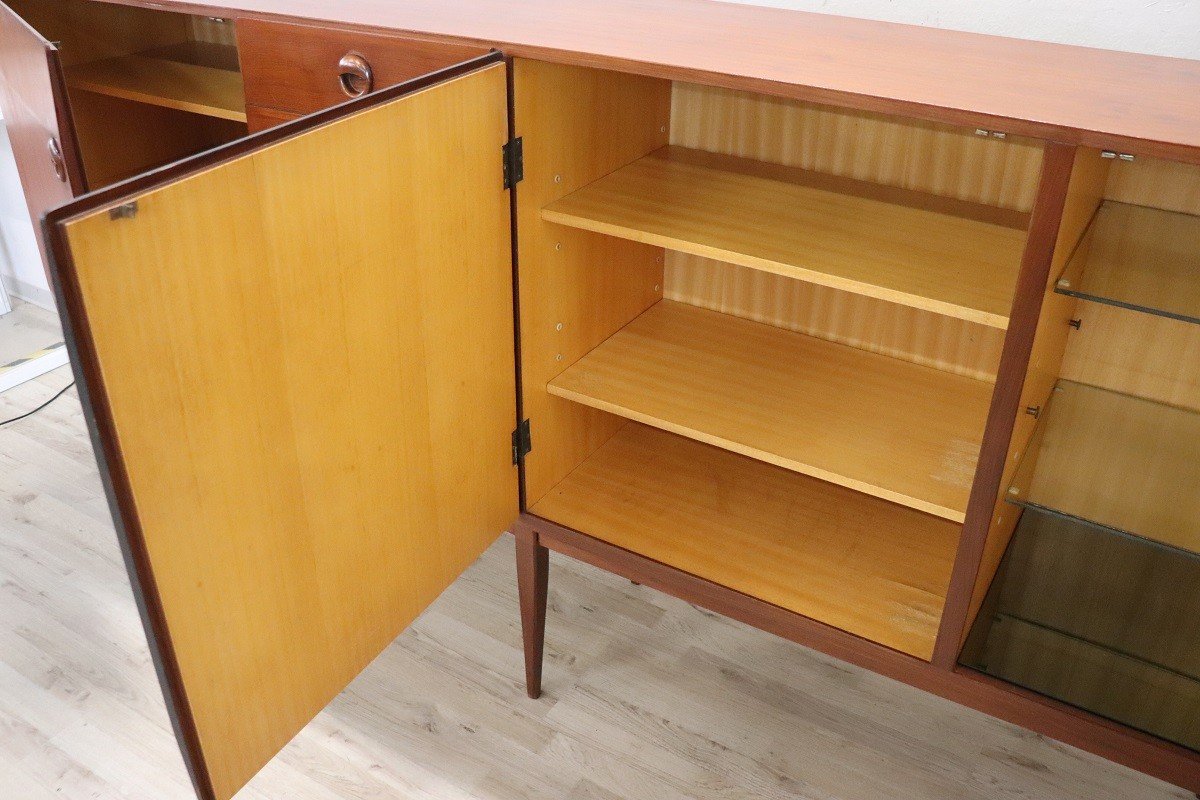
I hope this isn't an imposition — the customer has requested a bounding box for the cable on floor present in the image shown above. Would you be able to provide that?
[0,381,76,427]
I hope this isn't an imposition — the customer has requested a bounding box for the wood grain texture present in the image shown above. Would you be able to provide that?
[237,17,489,115]
[548,301,993,521]
[66,47,247,121]
[1009,381,1200,553]
[543,146,1026,328]
[2,370,1190,800]
[1060,156,1200,411]
[96,0,1200,161]
[245,103,300,133]
[513,59,670,507]
[959,149,1109,639]
[671,81,1044,213]
[0,1,83,281]
[52,63,517,800]
[933,143,1078,667]
[1058,201,1200,323]
[664,253,1006,382]
[531,423,960,660]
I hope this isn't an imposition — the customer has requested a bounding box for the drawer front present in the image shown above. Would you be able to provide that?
[237,18,491,115]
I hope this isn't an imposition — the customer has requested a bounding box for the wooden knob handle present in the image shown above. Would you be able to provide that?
[338,52,374,98]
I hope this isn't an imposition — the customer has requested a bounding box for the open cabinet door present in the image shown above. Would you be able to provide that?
[0,1,84,281]
[44,53,518,800]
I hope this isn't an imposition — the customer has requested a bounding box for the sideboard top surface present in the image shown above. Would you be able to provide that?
[99,0,1200,160]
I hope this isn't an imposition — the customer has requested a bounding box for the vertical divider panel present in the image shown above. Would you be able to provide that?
[932,142,1079,668]
[514,59,671,506]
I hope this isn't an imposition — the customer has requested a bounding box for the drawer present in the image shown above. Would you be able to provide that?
[237,18,491,115]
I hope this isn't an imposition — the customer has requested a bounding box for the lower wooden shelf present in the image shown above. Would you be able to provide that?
[531,422,961,660]
[66,42,247,123]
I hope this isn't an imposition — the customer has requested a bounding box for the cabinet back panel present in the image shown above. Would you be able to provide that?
[54,63,517,800]
[1061,157,1200,411]
[515,59,670,506]
[667,81,1043,379]
[665,252,1005,382]
[5,0,189,66]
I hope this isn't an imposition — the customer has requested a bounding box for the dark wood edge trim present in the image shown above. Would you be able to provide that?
[95,0,1200,165]
[42,218,217,800]
[40,50,507,800]
[44,50,506,228]
[520,512,1200,791]
[505,56,528,512]
[42,44,87,195]
[932,141,1079,668]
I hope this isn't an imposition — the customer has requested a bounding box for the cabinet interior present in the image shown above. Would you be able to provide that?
[514,60,1045,661]
[962,151,1200,748]
[11,0,247,189]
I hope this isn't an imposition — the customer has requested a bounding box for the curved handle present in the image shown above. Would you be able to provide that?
[47,137,67,183]
[338,52,374,98]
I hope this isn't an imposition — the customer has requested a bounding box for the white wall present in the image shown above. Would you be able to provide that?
[0,123,54,309]
[1,2,1198,309]
[722,0,1200,60]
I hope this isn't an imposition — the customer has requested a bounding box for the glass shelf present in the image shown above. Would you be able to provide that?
[1056,200,1200,324]
[962,510,1200,753]
[1006,380,1200,555]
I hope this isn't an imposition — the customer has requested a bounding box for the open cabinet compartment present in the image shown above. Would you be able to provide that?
[513,61,1045,662]
[8,0,247,190]
[960,149,1200,754]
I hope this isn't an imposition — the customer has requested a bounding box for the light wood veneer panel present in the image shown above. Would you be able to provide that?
[548,300,993,521]
[66,46,247,122]
[1009,381,1200,554]
[532,423,960,660]
[513,59,670,506]
[57,64,517,800]
[665,252,1005,382]
[542,147,1026,328]
[671,81,1044,213]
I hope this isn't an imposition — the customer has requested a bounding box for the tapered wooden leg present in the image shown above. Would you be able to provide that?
[515,523,549,699]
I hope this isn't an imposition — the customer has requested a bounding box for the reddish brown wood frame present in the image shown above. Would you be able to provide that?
[514,513,1200,792]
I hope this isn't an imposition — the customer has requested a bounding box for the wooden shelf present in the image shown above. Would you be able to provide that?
[547,301,993,521]
[66,43,247,123]
[542,147,1027,328]
[1008,380,1200,554]
[1056,200,1200,324]
[532,423,960,660]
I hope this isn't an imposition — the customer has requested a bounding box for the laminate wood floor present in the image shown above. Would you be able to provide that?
[0,367,1189,800]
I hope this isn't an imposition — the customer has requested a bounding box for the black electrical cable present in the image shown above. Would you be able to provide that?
[0,381,76,427]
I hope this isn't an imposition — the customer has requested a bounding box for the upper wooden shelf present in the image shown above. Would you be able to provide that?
[547,300,994,521]
[1008,381,1200,554]
[542,147,1027,328]
[66,42,247,123]
[531,423,961,660]
[1056,201,1200,325]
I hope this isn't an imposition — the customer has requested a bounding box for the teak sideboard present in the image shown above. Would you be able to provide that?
[2,1,1199,797]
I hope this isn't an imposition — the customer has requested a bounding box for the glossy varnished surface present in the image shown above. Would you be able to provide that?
[0,368,1189,800]
[102,0,1200,160]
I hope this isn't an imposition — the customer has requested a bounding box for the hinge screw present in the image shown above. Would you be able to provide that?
[1008,487,1021,496]
[553,175,562,184]
[1025,406,1041,419]
[555,354,564,362]
[555,242,562,251]
[555,322,564,331]
[1057,278,1072,289]
[1068,318,1082,329]
[654,284,661,293]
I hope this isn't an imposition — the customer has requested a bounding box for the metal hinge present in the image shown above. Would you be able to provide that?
[511,418,532,464]
[109,201,138,220]
[502,137,524,189]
